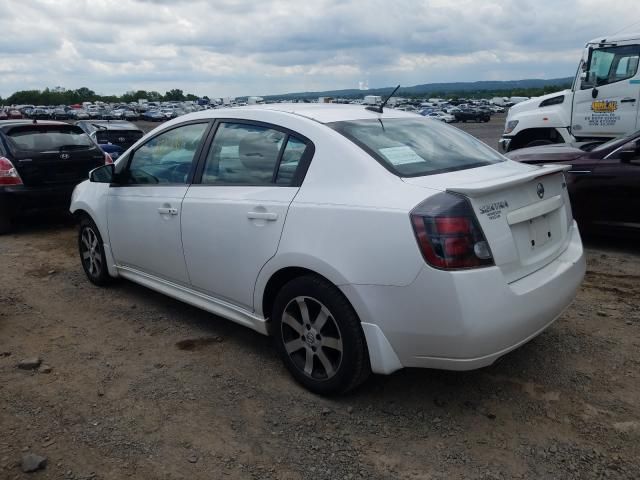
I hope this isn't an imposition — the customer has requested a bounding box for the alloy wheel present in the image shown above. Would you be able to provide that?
[280,296,343,381]
[80,226,102,278]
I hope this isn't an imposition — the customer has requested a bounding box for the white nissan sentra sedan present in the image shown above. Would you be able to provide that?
[70,104,586,394]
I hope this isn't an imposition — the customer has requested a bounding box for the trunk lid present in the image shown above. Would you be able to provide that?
[403,162,574,283]
[5,125,105,186]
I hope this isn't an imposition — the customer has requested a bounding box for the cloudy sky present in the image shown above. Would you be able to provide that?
[0,0,638,97]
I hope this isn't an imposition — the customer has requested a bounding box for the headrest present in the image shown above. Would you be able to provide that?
[238,133,279,171]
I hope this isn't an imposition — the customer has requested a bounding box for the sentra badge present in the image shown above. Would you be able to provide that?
[479,200,509,220]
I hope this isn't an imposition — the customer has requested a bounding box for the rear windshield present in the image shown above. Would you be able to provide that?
[6,125,95,152]
[329,118,504,177]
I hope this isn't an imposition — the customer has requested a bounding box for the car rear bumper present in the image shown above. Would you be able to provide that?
[341,221,585,374]
[0,183,77,217]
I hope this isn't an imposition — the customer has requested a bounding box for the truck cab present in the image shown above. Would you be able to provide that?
[500,33,640,152]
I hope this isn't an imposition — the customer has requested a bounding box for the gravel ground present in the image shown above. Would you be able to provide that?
[1,113,639,480]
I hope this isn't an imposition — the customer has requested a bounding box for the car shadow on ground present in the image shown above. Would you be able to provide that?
[111,273,566,409]
[3,210,76,236]
[581,231,640,254]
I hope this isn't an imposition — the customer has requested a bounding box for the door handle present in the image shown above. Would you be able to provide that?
[621,98,636,103]
[247,211,278,221]
[158,207,178,215]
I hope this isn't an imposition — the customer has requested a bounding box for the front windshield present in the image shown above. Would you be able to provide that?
[329,117,504,177]
[592,129,640,152]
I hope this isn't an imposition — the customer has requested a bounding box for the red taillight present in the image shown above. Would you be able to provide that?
[104,153,113,165]
[0,156,23,186]
[410,192,493,270]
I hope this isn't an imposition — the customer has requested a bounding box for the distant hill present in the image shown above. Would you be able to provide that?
[262,77,574,100]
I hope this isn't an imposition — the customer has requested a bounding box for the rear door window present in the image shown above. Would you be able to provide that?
[6,125,95,153]
[201,123,285,185]
[200,122,311,186]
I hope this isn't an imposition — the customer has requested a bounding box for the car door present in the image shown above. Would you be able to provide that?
[572,44,640,138]
[107,121,211,285]
[181,121,313,310]
[588,138,640,228]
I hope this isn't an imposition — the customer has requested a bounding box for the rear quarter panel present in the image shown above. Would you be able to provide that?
[253,123,440,315]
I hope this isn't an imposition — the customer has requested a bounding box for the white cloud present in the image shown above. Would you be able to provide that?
[0,0,637,97]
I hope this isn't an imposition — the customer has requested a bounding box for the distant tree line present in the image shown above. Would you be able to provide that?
[1,87,200,106]
[413,83,572,100]
[1,82,573,106]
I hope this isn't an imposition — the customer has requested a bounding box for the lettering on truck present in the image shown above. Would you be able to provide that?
[585,100,620,127]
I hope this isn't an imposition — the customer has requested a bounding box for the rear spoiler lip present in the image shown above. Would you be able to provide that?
[446,164,570,197]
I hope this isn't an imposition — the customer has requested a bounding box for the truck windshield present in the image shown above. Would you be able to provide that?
[582,44,640,88]
[329,117,504,177]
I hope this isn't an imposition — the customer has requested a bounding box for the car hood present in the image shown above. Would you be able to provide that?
[505,143,585,163]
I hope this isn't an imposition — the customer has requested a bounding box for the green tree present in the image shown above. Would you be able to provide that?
[164,89,185,101]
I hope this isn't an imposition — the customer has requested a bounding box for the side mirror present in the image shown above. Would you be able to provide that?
[89,163,115,183]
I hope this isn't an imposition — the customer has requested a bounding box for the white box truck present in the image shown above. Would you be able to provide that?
[500,32,640,151]
[363,95,382,105]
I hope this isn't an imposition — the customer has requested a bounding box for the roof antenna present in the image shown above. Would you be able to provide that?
[365,84,400,114]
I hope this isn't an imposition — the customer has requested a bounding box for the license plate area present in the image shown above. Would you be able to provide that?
[528,215,552,250]
[510,208,565,267]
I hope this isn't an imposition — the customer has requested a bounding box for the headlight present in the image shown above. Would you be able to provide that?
[504,120,519,134]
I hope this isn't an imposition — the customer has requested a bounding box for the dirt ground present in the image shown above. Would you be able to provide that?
[1,115,640,480]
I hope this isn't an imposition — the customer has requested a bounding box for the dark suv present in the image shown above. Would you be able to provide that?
[454,108,491,123]
[75,120,144,151]
[0,121,108,233]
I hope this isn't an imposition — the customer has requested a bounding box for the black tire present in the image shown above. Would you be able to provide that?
[272,275,371,395]
[78,216,112,286]
[525,139,554,148]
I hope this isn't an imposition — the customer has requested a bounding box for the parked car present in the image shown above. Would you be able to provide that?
[141,110,165,122]
[71,105,585,394]
[69,109,90,121]
[123,110,139,121]
[30,108,50,120]
[98,143,124,161]
[454,108,490,123]
[0,121,110,233]
[0,111,8,120]
[506,130,640,234]
[52,107,70,120]
[75,120,144,151]
[425,111,456,123]
[7,109,23,120]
